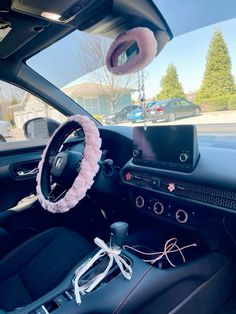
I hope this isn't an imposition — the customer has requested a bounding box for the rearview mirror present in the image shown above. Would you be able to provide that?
[117,42,139,66]
[23,117,60,140]
[106,27,158,75]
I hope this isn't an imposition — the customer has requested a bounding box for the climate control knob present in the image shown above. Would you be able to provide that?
[133,149,142,158]
[179,153,189,163]
[153,201,164,215]
[135,196,145,208]
[176,209,188,224]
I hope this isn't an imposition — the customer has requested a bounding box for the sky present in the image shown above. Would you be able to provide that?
[28,16,236,101]
[143,17,236,98]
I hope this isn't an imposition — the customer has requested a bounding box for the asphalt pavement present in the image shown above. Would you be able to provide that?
[117,110,236,135]
[7,110,236,143]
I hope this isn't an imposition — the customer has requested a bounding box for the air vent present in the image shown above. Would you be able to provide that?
[121,169,236,210]
[159,177,236,210]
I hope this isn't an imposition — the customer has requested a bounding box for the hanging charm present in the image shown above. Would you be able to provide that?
[138,70,147,130]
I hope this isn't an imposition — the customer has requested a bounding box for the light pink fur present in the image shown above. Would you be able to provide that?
[106,27,158,75]
[36,115,102,213]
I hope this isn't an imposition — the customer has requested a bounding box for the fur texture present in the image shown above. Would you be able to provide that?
[106,27,158,75]
[36,115,102,213]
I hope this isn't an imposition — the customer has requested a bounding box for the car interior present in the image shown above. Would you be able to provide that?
[0,1,236,314]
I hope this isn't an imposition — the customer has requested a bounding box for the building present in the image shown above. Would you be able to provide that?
[13,93,65,129]
[13,83,134,128]
[63,83,133,115]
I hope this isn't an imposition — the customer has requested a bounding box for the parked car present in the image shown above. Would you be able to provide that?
[103,105,139,124]
[127,102,157,122]
[146,98,201,122]
[0,120,12,142]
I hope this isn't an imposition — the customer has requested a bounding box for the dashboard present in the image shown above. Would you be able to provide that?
[99,125,236,239]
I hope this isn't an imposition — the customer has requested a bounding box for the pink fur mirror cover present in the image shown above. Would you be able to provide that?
[106,27,158,75]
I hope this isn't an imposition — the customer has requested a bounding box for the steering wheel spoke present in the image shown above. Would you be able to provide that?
[48,183,68,202]
[48,155,56,166]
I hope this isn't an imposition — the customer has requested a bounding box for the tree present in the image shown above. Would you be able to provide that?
[157,64,185,100]
[196,30,235,101]
[77,36,137,112]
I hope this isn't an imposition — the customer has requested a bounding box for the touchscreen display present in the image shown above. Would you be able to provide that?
[133,125,194,166]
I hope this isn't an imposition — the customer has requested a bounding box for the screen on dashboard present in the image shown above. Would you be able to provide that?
[133,125,195,169]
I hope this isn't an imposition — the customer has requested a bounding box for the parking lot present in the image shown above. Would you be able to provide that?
[117,110,236,134]
[6,110,236,142]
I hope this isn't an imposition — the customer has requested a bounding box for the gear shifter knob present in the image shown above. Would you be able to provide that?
[110,222,129,250]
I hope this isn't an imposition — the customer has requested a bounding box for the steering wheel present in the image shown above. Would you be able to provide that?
[36,115,102,213]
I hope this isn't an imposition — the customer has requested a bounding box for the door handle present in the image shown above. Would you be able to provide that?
[16,168,38,176]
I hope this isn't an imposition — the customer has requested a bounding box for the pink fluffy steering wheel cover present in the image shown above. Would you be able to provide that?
[106,27,158,75]
[36,115,102,213]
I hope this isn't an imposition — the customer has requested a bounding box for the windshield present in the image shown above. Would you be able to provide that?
[27,16,236,135]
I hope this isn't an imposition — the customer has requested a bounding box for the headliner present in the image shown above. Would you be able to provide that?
[0,0,236,72]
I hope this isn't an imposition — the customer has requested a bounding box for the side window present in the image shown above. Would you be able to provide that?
[0,81,66,143]
[178,100,189,106]
[170,101,178,107]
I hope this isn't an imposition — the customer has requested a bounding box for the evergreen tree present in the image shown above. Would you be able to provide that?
[157,64,185,100]
[196,30,235,101]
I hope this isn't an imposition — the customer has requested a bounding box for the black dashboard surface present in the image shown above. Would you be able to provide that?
[99,126,235,231]
[100,125,236,191]
[100,126,236,255]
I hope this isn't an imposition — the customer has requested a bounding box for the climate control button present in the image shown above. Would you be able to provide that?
[176,209,188,224]
[135,196,145,208]
[153,201,164,215]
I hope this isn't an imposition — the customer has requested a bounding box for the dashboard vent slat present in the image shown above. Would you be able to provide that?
[160,178,236,210]
[122,170,236,210]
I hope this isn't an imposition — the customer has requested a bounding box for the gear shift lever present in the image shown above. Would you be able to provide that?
[110,221,129,250]
[73,221,132,304]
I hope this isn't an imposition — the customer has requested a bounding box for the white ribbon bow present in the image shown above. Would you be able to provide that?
[73,237,132,304]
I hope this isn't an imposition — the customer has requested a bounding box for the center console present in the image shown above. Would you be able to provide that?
[12,236,234,314]
[7,223,235,314]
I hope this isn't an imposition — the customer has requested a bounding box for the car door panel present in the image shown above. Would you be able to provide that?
[170,101,181,118]
[187,102,196,115]
[0,136,83,212]
[0,142,45,212]
[178,100,192,117]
